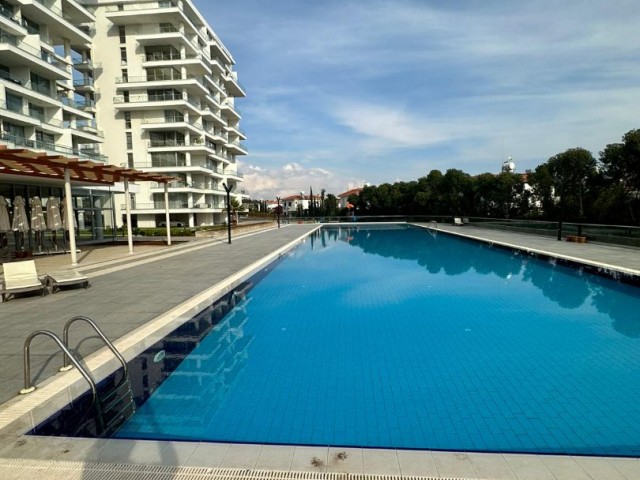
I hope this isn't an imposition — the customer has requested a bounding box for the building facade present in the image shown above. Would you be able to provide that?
[0,0,246,253]
[88,0,246,228]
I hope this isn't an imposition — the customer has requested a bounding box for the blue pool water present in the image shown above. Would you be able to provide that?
[116,226,640,456]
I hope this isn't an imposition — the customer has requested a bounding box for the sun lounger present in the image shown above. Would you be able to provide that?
[453,217,463,226]
[46,270,90,293]
[1,260,47,302]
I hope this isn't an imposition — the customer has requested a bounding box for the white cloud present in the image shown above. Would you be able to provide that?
[205,0,640,190]
[241,160,364,199]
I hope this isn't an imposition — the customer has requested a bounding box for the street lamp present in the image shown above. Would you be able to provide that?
[222,182,234,244]
[276,196,281,228]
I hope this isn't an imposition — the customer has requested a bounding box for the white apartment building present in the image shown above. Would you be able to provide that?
[1,0,246,246]
[88,0,247,228]
[0,0,116,240]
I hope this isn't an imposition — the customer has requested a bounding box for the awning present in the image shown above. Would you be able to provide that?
[0,145,177,265]
[0,146,174,185]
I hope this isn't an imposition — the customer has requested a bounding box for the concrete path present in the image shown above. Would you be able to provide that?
[429,223,640,276]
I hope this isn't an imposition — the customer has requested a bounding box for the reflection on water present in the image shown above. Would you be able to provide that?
[312,226,639,338]
[117,289,254,440]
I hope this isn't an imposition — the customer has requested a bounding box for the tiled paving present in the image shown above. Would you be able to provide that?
[0,222,638,480]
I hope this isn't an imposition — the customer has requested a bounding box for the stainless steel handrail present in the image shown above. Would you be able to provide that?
[61,316,128,380]
[20,330,97,406]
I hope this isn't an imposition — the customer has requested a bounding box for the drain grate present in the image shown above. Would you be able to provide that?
[0,459,479,480]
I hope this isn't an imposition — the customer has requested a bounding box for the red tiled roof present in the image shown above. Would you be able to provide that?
[337,188,362,198]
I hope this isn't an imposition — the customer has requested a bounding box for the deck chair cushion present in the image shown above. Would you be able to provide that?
[1,260,46,301]
[46,270,90,293]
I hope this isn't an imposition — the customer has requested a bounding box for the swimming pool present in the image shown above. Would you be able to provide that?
[36,225,640,456]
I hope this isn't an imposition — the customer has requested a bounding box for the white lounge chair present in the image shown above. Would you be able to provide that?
[453,217,463,226]
[46,270,90,293]
[1,260,47,302]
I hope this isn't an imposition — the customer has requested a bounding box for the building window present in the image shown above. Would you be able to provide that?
[150,131,184,147]
[5,92,23,113]
[146,67,180,81]
[121,69,128,82]
[151,152,186,167]
[29,103,45,122]
[123,91,130,103]
[147,88,180,101]
[159,22,177,33]
[164,110,183,122]
[144,45,180,61]
[35,130,54,150]
[30,72,51,96]
[127,153,133,168]
[120,47,127,65]
[126,132,132,149]
[21,16,39,34]
[124,111,131,129]
[118,26,126,43]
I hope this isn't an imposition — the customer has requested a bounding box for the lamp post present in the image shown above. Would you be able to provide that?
[223,182,233,244]
[276,196,281,228]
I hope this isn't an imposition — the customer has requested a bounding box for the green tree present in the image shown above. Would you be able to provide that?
[323,194,338,216]
[599,129,640,223]
[441,169,473,215]
[547,148,597,221]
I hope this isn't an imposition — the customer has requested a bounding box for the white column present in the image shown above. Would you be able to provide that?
[164,182,171,246]
[64,169,78,266]
[124,177,133,254]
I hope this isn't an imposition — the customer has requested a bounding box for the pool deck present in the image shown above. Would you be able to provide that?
[0,222,638,480]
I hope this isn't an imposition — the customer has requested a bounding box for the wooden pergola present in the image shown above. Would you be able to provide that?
[0,146,176,266]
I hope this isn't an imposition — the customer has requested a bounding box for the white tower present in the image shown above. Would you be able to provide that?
[502,156,516,173]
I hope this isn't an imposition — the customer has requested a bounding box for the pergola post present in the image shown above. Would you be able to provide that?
[64,168,78,266]
[164,181,171,246]
[124,177,133,254]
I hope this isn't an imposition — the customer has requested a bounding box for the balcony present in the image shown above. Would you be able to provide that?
[224,123,247,140]
[0,133,106,162]
[226,139,247,155]
[73,77,95,92]
[19,0,93,45]
[0,33,71,79]
[142,52,211,75]
[72,58,99,71]
[141,117,203,135]
[113,93,201,113]
[0,100,41,127]
[220,102,241,120]
[65,119,104,140]
[105,1,183,26]
[225,72,246,97]
[60,96,96,115]
[116,74,207,96]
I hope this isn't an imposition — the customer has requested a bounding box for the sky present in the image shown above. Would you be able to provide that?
[195,0,640,200]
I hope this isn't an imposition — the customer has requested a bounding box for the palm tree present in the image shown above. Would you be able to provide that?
[225,198,245,224]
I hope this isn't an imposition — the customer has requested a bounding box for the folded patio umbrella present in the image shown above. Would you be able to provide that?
[0,195,10,233]
[11,195,28,233]
[46,196,62,230]
[30,196,47,231]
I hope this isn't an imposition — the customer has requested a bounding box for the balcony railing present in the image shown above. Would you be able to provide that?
[114,93,188,104]
[142,51,184,61]
[0,133,106,161]
[72,58,99,69]
[73,78,94,88]
[106,1,179,13]
[60,96,96,110]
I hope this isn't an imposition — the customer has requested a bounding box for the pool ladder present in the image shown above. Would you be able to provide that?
[21,315,136,437]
